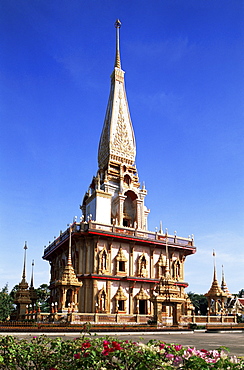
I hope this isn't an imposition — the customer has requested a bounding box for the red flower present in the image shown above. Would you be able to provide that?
[159,343,165,349]
[81,341,91,350]
[200,349,209,353]
[112,341,123,350]
[74,353,81,359]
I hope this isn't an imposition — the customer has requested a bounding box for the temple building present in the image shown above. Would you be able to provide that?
[43,20,196,324]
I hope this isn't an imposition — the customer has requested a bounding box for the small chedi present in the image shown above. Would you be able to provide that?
[14,243,37,320]
[205,255,244,319]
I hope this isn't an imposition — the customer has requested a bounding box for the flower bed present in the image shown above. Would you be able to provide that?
[0,335,243,369]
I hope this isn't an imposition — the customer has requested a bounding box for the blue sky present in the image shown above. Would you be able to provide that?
[0,0,243,295]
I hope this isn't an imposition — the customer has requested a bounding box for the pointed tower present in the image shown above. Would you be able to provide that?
[81,20,149,230]
[29,260,38,308]
[43,20,196,321]
[14,242,31,320]
[205,251,227,314]
[221,265,232,298]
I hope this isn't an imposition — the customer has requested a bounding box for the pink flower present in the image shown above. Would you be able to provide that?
[74,353,81,359]
[174,345,183,351]
[165,353,174,361]
[159,343,165,349]
[173,355,183,366]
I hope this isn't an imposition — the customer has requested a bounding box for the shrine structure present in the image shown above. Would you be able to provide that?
[42,20,196,325]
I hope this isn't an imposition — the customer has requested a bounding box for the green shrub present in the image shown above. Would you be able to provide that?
[0,335,243,369]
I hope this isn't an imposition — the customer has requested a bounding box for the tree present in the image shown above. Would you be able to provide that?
[9,284,19,300]
[35,283,50,312]
[187,291,208,315]
[0,285,14,321]
[238,289,244,298]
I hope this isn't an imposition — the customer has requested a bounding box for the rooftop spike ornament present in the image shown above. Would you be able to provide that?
[30,260,34,288]
[22,241,28,282]
[213,249,217,282]
[114,19,122,69]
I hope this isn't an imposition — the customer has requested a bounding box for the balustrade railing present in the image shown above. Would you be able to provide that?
[44,221,195,256]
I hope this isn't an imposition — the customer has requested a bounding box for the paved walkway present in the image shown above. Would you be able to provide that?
[1,331,243,357]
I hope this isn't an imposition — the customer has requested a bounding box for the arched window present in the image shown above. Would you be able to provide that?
[123,191,137,228]
[115,247,127,275]
[124,174,131,186]
[114,286,127,313]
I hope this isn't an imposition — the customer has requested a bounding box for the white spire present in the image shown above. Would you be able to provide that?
[98,20,136,171]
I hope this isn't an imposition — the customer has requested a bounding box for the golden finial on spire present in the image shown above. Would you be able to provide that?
[114,19,122,69]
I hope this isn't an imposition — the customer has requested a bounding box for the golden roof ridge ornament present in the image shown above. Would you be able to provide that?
[114,19,122,69]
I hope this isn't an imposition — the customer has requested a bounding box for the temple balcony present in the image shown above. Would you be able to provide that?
[43,221,196,259]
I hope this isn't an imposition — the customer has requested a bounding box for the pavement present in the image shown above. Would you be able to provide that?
[0,331,243,357]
